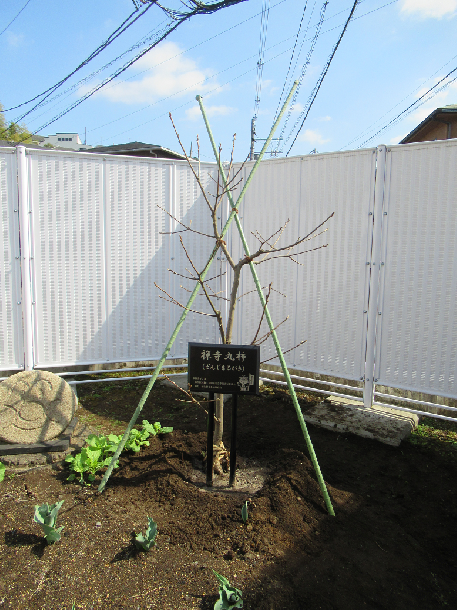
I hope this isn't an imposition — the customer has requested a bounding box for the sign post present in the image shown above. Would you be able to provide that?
[188,342,260,487]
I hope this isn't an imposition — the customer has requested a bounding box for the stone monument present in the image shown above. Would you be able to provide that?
[0,370,77,444]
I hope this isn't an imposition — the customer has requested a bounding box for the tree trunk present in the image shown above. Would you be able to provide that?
[213,393,224,445]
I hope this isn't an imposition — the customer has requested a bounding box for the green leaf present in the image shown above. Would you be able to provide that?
[241,501,248,524]
[34,501,64,542]
[42,524,64,544]
[142,420,156,435]
[0,462,6,483]
[134,517,158,552]
[213,570,231,588]
[213,571,243,609]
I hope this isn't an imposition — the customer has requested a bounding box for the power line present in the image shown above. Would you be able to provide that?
[18,18,171,124]
[96,0,395,143]
[6,0,251,143]
[3,3,154,124]
[356,68,457,148]
[0,0,33,37]
[271,0,328,155]
[23,0,288,130]
[272,1,309,125]
[285,0,359,156]
[253,0,271,116]
[341,51,457,149]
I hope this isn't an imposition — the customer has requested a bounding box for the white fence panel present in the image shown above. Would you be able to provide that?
[28,150,107,367]
[229,149,376,381]
[374,140,457,399]
[3,142,456,408]
[27,149,218,368]
[101,157,219,363]
[0,148,23,370]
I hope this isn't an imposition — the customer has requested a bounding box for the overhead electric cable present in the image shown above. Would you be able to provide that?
[19,18,171,122]
[95,0,386,138]
[341,51,457,149]
[271,0,327,155]
[0,0,33,37]
[94,0,396,142]
[356,68,457,148]
[21,1,253,138]
[253,0,271,116]
[286,0,359,156]
[2,3,153,115]
[21,0,287,126]
[272,1,309,124]
[7,0,252,142]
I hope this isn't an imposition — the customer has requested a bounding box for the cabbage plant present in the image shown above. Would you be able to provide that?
[134,517,158,552]
[213,570,243,609]
[34,500,64,543]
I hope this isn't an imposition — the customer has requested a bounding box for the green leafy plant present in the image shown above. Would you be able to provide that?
[142,420,173,436]
[241,501,248,524]
[65,446,118,485]
[34,500,64,543]
[124,427,151,452]
[213,570,243,609]
[134,517,158,552]
[65,421,172,485]
[0,461,5,483]
[86,433,121,454]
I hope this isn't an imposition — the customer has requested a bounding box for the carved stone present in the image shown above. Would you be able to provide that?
[0,371,77,444]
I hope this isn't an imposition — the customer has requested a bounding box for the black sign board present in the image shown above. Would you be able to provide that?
[188,342,260,395]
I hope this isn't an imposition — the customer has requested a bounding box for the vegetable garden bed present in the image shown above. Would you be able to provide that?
[1,379,457,609]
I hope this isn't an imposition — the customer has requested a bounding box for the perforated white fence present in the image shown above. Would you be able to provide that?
[1,142,456,415]
[0,148,22,370]
[373,141,457,399]
[23,149,220,368]
[229,149,376,382]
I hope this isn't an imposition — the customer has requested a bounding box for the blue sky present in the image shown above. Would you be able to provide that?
[1,0,457,161]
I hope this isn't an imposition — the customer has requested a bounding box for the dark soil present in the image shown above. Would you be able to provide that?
[1,378,457,610]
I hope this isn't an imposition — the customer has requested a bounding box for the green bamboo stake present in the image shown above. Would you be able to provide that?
[197,85,335,516]
[98,83,298,493]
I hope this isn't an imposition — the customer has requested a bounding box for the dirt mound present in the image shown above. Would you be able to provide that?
[1,384,457,609]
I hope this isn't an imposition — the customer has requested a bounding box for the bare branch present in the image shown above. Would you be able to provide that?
[256,243,328,263]
[255,315,290,345]
[251,283,272,345]
[251,220,290,250]
[161,374,221,424]
[178,236,226,342]
[236,284,287,301]
[155,283,216,317]
[157,205,214,238]
[261,339,307,363]
[169,112,214,212]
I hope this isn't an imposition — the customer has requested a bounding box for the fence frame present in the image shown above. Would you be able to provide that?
[1,142,456,421]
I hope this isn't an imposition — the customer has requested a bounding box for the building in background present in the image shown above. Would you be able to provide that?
[87,142,186,160]
[400,105,457,144]
[38,133,92,150]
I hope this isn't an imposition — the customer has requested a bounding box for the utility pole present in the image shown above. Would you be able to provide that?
[250,115,283,159]
[250,116,256,161]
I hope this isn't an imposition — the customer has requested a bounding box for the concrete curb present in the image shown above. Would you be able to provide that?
[303,396,419,446]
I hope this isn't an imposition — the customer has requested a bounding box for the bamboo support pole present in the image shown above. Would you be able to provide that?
[98,83,298,493]
[197,83,335,516]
